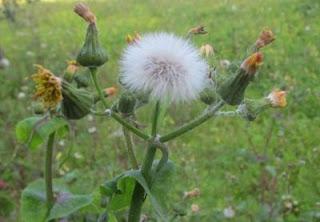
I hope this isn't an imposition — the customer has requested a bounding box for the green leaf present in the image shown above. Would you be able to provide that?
[100,169,170,221]
[47,193,92,221]
[20,179,93,222]
[0,192,15,217]
[150,160,175,213]
[16,116,69,150]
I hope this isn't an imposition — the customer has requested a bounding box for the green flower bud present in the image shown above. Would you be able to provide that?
[218,52,263,105]
[116,91,137,115]
[61,81,94,119]
[32,102,45,115]
[238,98,269,121]
[200,84,218,105]
[74,70,91,88]
[77,23,108,68]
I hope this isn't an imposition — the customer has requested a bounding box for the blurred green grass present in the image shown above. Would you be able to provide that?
[0,0,320,221]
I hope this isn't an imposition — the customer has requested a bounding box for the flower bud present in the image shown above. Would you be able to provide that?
[200,44,214,57]
[74,71,91,88]
[77,23,108,68]
[200,85,218,105]
[238,98,269,121]
[63,60,79,82]
[255,28,275,49]
[61,81,94,119]
[115,91,137,115]
[32,102,46,115]
[218,52,263,105]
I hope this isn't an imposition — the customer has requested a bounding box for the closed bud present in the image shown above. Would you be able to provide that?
[116,91,137,115]
[238,98,270,121]
[74,71,91,88]
[200,85,218,105]
[218,52,263,105]
[63,60,79,82]
[77,23,108,68]
[32,102,46,115]
[61,81,94,119]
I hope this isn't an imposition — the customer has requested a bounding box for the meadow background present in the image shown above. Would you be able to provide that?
[0,0,319,221]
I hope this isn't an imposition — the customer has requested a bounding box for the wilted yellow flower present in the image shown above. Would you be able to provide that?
[104,86,117,96]
[183,188,201,198]
[200,44,214,57]
[255,28,275,49]
[66,60,79,74]
[32,65,62,110]
[74,2,96,24]
[240,52,263,75]
[126,32,142,44]
[188,25,207,35]
[267,90,287,108]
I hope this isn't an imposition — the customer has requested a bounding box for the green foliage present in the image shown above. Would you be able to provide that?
[0,192,14,217]
[15,116,69,150]
[20,179,93,222]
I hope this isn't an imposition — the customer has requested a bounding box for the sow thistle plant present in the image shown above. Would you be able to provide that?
[15,3,287,222]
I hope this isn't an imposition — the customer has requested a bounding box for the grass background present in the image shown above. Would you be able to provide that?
[0,0,319,221]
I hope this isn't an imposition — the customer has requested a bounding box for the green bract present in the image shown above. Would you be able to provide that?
[77,23,108,68]
[61,81,94,119]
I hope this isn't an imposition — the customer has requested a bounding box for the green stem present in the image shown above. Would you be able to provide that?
[122,126,139,169]
[45,132,55,213]
[90,67,107,108]
[160,100,225,142]
[151,101,161,137]
[128,102,161,222]
[111,112,149,140]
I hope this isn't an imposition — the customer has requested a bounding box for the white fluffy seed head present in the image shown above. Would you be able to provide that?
[120,32,208,103]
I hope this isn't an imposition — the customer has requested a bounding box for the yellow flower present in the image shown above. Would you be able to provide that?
[267,90,287,108]
[32,65,62,110]
[126,32,142,44]
[240,52,263,75]
[255,28,275,49]
[200,44,214,57]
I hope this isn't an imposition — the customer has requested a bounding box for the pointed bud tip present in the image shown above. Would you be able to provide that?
[267,90,287,108]
[74,2,96,24]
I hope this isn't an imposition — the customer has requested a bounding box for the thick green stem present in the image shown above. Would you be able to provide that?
[45,132,55,213]
[90,67,108,108]
[122,126,139,169]
[160,100,225,142]
[128,102,161,222]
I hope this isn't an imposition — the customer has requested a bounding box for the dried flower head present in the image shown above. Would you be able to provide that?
[104,87,117,96]
[126,32,142,44]
[32,65,62,110]
[240,52,263,75]
[255,28,275,49]
[120,32,208,102]
[267,90,287,107]
[74,3,96,24]
[66,60,79,74]
[200,44,214,57]
[183,188,201,198]
[191,204,200,213]
[188,25,207,35]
